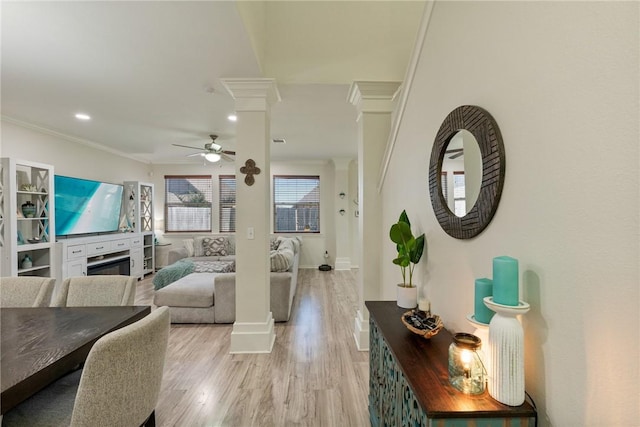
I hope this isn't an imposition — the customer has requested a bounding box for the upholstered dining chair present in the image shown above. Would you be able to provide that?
[2,306,171,427]
[0,276,56,307]
[52,275,136,307]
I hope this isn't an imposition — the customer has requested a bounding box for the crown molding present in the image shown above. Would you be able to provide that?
[1,115,151,164]
[219,78,281,111]
[347,81,401,116]
[377,1,435,192]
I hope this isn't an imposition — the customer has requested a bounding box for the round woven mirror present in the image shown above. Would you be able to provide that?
[428,105,505,239]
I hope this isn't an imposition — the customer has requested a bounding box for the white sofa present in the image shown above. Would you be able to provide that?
[153,235,301,323]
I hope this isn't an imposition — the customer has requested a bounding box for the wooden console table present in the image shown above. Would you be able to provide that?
[366,301,537,427]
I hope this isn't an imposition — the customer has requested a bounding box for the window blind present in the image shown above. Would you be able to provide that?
[219,175,236,233]
[273,175,320,233]
[164,175,212,232]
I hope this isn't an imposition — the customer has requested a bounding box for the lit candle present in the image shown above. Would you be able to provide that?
[418,298,431,313]
[474,278,494,324]
[461,349,472,378]
[493,256,519,306]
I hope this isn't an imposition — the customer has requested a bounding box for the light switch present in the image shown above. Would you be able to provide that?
[247,227,255,240]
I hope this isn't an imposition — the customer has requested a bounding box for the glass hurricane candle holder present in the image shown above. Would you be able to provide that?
[448,333,486,395]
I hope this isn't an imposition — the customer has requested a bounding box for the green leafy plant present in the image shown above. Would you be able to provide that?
[390,210,426,288]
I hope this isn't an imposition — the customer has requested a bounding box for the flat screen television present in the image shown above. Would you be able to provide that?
[54,175,124,237]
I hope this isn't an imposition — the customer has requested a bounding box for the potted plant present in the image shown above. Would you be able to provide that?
[390,210,426,308]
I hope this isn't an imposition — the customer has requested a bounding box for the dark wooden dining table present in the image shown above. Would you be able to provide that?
[1,305,151,414]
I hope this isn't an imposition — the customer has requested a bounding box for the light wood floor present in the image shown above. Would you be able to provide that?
[135,269,370,427]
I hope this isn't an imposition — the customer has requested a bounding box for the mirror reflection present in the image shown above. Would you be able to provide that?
[440,130,482,217]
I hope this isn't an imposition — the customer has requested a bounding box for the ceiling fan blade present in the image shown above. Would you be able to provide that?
[186,152,204,158]
[172,143,203,150]
[220,153,234,162]
[221,150,235,156]
[449,151,464,159]
[445,148,463,154]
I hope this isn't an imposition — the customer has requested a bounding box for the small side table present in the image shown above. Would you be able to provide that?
[154,243,172,271]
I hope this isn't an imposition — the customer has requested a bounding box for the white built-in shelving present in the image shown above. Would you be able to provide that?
[0,158,56,278]
[123,181,155,275]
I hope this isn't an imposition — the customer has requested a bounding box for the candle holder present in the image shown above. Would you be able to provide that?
[448,333,486,395]
[484,296,530,406]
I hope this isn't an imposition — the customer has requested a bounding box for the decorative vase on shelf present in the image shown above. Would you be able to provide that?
[21,254,32,269]
[397,284,417,309]
[21,201,36,218]
[484,297,530,406]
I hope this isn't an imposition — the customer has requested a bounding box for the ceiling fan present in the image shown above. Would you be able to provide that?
[172,135,235,163]
[445,148,464,159]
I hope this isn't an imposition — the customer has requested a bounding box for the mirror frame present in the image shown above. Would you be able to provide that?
[428,105,505,239]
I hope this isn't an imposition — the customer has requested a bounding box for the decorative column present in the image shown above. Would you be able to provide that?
[220,78,280,354]
[348,81,401,351]
[333,158,352,270]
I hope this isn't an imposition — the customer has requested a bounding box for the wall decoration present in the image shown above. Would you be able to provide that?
[428,105,505,239]
[240,159,261,186]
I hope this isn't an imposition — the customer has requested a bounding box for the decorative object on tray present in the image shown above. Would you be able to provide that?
[401,309,443,339]
[390,210,426,309]
[21,201,36,218]
[27,238,41,244]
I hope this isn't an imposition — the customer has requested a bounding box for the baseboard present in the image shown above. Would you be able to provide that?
[353,309,369,351]
[334,257,351,271]
[230,312,275,354]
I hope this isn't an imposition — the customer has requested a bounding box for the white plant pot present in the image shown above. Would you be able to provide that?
[396,284,418,309]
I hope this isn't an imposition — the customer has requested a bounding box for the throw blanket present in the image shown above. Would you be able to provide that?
[153,259,194,290]
[153,259,236,290]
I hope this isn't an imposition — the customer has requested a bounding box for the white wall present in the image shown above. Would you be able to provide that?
[1,121,151,182]
[381,2,638,425]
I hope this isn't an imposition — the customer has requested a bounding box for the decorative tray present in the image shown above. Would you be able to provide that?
[401,310,443,339]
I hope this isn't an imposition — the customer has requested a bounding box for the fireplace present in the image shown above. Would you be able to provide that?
[88,256,130,276]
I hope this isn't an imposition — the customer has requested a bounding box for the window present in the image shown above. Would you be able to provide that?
[440,172,448,201]
[164,175,212,232]
[453,171,466,216]
[274,175,320,233]
[219,175,236,232]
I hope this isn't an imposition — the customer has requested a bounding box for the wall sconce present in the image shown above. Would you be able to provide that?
[339,209,346,215]
[339,192,345,199]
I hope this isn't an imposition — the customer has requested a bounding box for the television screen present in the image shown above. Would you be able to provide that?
[54,175,124,236]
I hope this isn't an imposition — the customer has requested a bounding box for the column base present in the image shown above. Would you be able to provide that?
[334,257,351,271]
[230,312,275,354]
[353,309,369,351]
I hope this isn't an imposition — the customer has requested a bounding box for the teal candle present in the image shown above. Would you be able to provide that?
[493,256,519,306]
[474,278,494,324]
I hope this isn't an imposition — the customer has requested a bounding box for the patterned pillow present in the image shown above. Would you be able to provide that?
[202,237,228,257]
[270,238,280,251]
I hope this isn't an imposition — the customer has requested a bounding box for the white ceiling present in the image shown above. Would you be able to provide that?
[1,1,424,164]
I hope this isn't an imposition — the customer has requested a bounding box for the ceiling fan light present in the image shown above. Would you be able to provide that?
[205,152,221,162]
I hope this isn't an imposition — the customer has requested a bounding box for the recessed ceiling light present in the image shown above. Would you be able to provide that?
[75,113,91,121]
[227,114,237,122]
[273,138,286,144]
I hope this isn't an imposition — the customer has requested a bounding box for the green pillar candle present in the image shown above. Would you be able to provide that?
[493,256,519,306]
[474,278,494,324]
